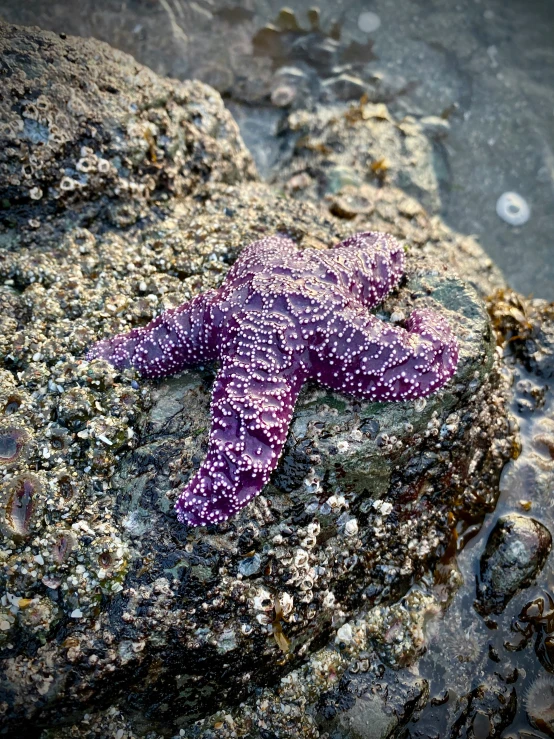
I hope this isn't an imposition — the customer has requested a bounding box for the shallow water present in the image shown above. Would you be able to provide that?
[0,0,553,299]
[406,356,554,737]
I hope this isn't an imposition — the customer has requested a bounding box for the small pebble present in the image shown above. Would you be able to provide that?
[238,554,261,577]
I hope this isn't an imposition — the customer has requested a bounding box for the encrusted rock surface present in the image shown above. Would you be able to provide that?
[93,265,505,731]
[276,101,444,215]
[0,20,518,739]
[488,290,554,380]
[0,21,255,233]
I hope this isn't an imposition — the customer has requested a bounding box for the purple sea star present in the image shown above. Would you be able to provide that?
[87,232,459,526]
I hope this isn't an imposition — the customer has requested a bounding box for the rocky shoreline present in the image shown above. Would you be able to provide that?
[0,20,553,739]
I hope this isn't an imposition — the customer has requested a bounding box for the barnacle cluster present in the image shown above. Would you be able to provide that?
[0,350,136,641]
[0,22,254,234]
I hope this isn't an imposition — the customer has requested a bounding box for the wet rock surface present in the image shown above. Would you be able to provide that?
[316,659,429,738]
[0,17,552,739]
[488,290,554,380]
[404,674,517,739]
[475,514,552,616]
[451,673,518,739]
[511,591,554,676]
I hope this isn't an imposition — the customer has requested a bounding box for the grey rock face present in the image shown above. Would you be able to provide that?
[278,102,444,215]
[0,21,255,233]
[476,514,552,616]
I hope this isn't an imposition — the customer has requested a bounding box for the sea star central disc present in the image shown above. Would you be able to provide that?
[87,232,459,526]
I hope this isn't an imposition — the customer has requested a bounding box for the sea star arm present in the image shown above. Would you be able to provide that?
[86,290,218,378]
[175,311,304,526]
[311,306,459,401]
[328,232,406,309]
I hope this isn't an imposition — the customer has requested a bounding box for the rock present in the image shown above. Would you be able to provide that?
[316,661,429,738]
[321,73,369,102]
[61,253,508,732]
[0,21,516,739]
[449,674,517,738]
[476,514,552,616]
[412,674,517,737]
[489,288,554,542]
[513,591,554,674]
[278,102,445,215]
[0,163,513,733]
[362,589,439,668]
[488,290,554,379]
[0,21,255,233]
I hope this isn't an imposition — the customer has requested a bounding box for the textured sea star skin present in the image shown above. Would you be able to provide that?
[87,232,459,526]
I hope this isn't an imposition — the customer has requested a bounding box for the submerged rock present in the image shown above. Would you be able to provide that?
[510,591,554,676]
[488,289,554,379]
[476,514,552,616]
[450,673,518,738]
[316,660,429,738]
